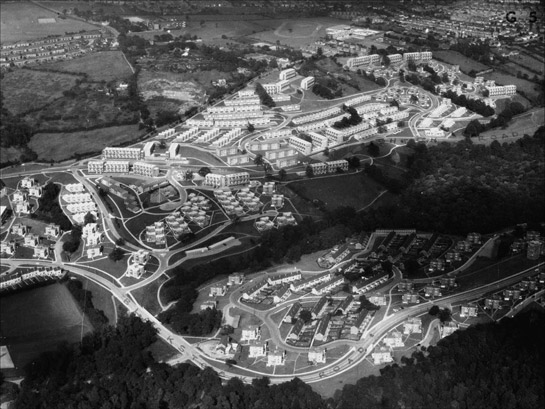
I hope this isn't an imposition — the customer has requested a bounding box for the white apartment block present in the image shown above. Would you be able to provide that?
[204,172,250,188]
[226,154,251,166]
[63,193,92,204]
[265,147,298,160]
[424,128,445,137]
[292,106,343,125]
[12,190,28,203]
[281,104,301,112]
[383,331,405,348]
[241,325,261,342]
[204,111,263,121]
[308,348,326,364]
[346,54,380,68]
[224,97,260,106]
[290,271,332,292]
[175,128,199,143]
[262,182,275,195]
[326,160,349,173]
[143,141,156,158]
[279,68,296,81]
[168,142,180,159]
[260,129,293,140]
[450,107,467,118]
[27,185,42,197]
[126,263,145,279]
[0,241,16,255]
[73,211,97,225]
[380,106,398,116]
[133,162,159,177]
[388,110,410,121]
[186,118,214,128]
[86,231,103,247]
[308,132,329,150]
[403,51,432,61]
[249,141,281,152]
[87,247,102,259]
[356,103,389,115]
[208,105,261,114]
[103,147,141,160]
[24,233,40,248]
[276,157,298,168]
[238,89,256,98]
[403,317,422,335]
[345,94,371,107]
[215,117,270,128]
[20,177,36,189]
[266,349,286,366]
[429,104,450,118]
[309,162,328,175]
[212,128,243,148]
[387,54,403,64]
[248,341,267,358]
[297,121,329,133]
[157,128,176,139]
[196,128,221,143]
[271,94,291,102]
[311,276,345,295]
[67,202,96,214]
[11,223,27,236]
[271,194,284,208]
[486,85,516,96]
[301,76,315,90]
[82,222,98,237]
[88,161,105,174]
[15,201,30,214]
[372,347,393,365]
[262,80,290,94]
[44,224,60,238]
[216,146,238,157]
[104,161,130,173]
[65,183,84,193]
[288,136,313,155]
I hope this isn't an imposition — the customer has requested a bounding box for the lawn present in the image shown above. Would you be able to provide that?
[79,277,117,325]
[476,108,544,144]
[0,283,93,370]
[0,1,97,43]
[1,69,82,115]
[130,276,167,316]
[29,124,145,162]
[286,172,386,211]
[455,254,540,290]
[433,50,490,74]
[43,51,134,82]
[178,146,228,167]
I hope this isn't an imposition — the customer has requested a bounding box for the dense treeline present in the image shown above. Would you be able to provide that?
[333,105,362,129]
[255,83,275,108]
[0,89,34,149]
[335,310,544,409]
[463,101,526,136]
[16,315,327,409]
[33,183,72,231]
[64,279,109,329]
[15,311,544,408]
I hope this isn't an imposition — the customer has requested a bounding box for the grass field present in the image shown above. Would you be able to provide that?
[43,51,134,82]
[29,124,145,161]
[433,51,490,74]
[1,69,82,115]
[0,1,97,43]
[0,283,93,370]
[287,172,386,211]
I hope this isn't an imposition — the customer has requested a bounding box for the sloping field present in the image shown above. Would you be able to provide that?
[0,283,93,369]
[0,1,97,43]
[434,50,490,73]
[1,69,82,115]
[29,124,144,161]
[43,51,134,82]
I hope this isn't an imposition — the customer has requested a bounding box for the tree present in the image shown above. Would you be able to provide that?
[109,247,125,262]
[316,47,323,57]
[185,170,193,180]
[300,310,312,323]
[115,237,125,246]
[439,308,452,323]
[323,147,330,156]
[305,165,314,178]
[367,142,380,157]
[84,212,96,225]
[278,168,287,181]
[247,123,255,133]
[268,58,278,69]
[429,305,440,316]
[253,154,264,167]
[410,94,419,104]
[198,167,211,177]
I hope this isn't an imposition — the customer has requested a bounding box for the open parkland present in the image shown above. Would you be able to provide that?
[1,8,545,399]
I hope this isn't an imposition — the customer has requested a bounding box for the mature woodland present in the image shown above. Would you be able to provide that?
[13,310,544,408]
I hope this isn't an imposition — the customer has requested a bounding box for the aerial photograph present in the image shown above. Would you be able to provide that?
[0,0,544,408]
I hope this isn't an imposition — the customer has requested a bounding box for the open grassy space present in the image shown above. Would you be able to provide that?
[456,254,541,290]
[147,339,179,363]
[130,276,167,316]
[286,172,386,211]
[78,277,117,325]
[433,50,490,74]
[0,1,97,43]
[43,51,134,82]
[29,124,145,162]
[1,69,82,115]
[0,283,93,370]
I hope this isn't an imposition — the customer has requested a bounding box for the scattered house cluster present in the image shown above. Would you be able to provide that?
[12,190,31,214]
[145,221,166,246]
[214,187,261,216]
[126,249,150,279]
[179,192,211,228]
